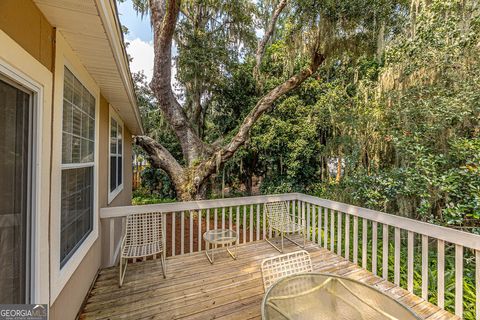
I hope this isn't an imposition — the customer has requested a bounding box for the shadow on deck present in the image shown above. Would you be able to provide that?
[79,237,458,320]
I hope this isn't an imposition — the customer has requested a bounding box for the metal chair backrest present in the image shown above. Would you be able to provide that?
[264,201,292,230]
[261,250,313,291]
[125,212,164,246]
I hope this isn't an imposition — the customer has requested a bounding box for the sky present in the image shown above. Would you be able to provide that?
[117,0,154,81]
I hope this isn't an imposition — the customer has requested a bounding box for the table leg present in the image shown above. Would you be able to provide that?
[205,241,215,264]
[226,242,237,260]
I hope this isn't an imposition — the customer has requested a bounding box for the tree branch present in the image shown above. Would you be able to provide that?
[135,135,184,183]
[197,50,326,185]
[253,0,288,81]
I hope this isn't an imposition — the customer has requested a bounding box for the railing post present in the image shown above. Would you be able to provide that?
[394,227,400,285]
[421,235,428,300]
[345,214,350,260]
[382,224,389,280]
[353,216,358,264]
[372,221,377,275]
[337,211,342,256]
[437,239,445,309]
[407,231,414,293]
[455,244,463,317]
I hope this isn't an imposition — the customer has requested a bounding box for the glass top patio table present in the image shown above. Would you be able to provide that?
[203,229,237,245]
[262,273,421,320]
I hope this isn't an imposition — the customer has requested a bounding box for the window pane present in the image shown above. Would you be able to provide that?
[72,136,81,163]
[81,113,89,140]
[89,117,95,141]
[110,119,117,154]
[110,156,117,192]
[88,93,95,118]
[62,100,73,134]
[60,167,93,266]
[72,106,81,136]
[73,77,82,107]
[118,125,122,154]
[62,133,72,164]
[117,156,122,186]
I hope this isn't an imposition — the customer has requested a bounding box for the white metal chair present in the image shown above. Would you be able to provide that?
[264,201,306,253]
[261,250,313,291]
[119,212,166,287]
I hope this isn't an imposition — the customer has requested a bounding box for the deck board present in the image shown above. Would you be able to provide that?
[79,238,458,320]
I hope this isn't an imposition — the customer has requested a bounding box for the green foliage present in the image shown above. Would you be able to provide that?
[132,188,175,205]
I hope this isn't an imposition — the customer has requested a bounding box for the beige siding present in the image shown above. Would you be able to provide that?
[0,0,54,71]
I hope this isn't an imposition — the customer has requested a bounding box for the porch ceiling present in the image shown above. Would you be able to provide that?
[33,0,143,135]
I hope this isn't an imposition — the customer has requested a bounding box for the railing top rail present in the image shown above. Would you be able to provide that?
[100,193,300,219]
[298,194,480,251]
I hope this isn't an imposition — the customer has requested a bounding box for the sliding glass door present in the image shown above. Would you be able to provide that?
[0,77,32,303]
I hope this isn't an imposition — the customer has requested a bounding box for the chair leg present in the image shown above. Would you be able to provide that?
[281,232,284,252]
[265,233,283,253]
[119,257,128,287]
[161,251,166,278]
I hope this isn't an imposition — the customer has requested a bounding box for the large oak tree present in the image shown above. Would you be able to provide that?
[131,0,398,200]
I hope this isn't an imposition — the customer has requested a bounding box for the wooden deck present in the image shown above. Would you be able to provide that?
[79,238,458,320]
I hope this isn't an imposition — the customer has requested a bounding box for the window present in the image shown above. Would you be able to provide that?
[109,113,123,202]
[60,67,95,267]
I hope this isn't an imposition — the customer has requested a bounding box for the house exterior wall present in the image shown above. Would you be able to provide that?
[0,0,54,71]
[1,1,136,318]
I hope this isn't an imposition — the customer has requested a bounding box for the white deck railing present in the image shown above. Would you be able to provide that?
[100,193,480,319]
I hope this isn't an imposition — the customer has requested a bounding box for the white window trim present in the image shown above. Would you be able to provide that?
[50,31,100,304]
[0,30,53,305]
[108,105,124,204]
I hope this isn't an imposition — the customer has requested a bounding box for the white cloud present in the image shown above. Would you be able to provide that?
[126,38,154,81]
[126,38,182,96]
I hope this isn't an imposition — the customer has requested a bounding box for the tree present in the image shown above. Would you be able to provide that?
[130,0,401,200]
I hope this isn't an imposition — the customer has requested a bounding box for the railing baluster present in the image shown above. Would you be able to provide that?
[222,207,225,230]
[337,211,342,256]
[407,231,414,293]
[455,244,463,317]
[292,200,296,225]
[372,221,377,275]
[214,208,218,230]
[421,235,428,300]
[207,209,210,231]
[330,209,335,252]
[181,211,185,255]
[476,250,479,320]
[312,205,316,243]
[236,207,240,245]
[302,201,306,236]
[318,206,322,246]
[243,205,247,244]
[345,214,350,260]
[353,216,358,264]
[394,227,400,285]
[307,203,311,241]
[229,207,232,232]
[324,207,328,249]
[198,210,202,252]
[256,204,260,241]
[362,218,367,269]
[263,203,266,239]
[172,212,176,256]
[382,224,389,280]
[189,210,193,253]
[249,204,253,242]
[437,239,445,309]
